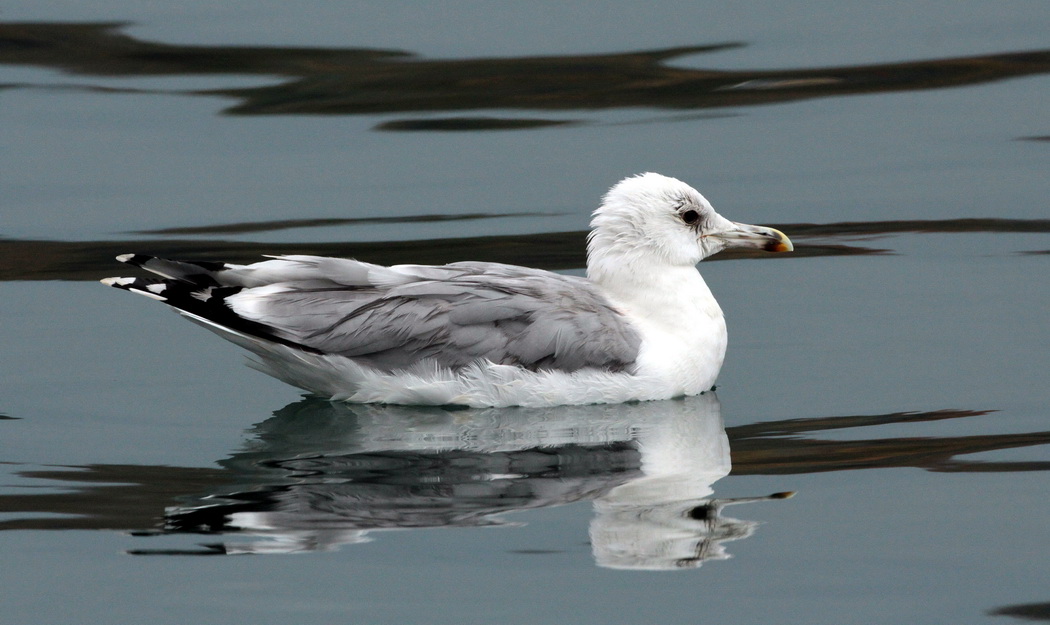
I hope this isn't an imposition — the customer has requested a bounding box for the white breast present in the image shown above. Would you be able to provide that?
[597,266,728,398]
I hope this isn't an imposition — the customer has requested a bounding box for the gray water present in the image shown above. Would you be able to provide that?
[2,2,1049,624]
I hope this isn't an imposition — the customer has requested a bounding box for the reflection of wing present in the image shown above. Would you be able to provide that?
[107,255,641,373]
[136,395,754,561]
[161,444,639,555]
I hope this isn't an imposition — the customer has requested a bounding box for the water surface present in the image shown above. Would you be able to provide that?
[1,3,1048,624]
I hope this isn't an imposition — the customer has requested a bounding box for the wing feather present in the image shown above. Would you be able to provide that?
[111,255,642,374]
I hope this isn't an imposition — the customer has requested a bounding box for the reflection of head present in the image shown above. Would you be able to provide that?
[590,499,757,570]
[589,392,739,570]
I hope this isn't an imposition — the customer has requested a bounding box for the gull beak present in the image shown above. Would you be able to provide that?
[706,221,794,253]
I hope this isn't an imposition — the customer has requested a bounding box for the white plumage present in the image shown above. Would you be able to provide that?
[103,173,792,407]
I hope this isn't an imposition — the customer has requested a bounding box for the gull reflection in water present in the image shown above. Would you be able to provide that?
[150,392,791,569]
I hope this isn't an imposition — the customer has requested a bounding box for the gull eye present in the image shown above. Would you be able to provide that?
[681,209,700,225]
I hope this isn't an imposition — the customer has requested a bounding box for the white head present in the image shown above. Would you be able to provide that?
[587,173,792,279]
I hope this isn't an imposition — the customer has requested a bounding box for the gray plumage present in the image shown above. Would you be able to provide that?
[107,255,642,374]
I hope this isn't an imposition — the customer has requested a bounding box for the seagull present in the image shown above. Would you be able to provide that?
[102,173,792,407]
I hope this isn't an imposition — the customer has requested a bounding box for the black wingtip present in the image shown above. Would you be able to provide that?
[113,254,230,286]
[100,276,170,300]
[103,274,325,355]
[115,253,152,267]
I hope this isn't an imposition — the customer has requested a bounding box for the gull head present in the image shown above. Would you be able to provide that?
[587,173,792,272]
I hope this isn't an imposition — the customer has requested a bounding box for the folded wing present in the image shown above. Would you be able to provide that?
[104,255,642,374]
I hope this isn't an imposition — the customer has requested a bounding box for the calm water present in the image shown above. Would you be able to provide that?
[2,2,1049,624]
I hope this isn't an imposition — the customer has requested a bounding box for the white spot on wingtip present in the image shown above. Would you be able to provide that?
[115,253,134,263]
[101,277,134,286]
[101,276,168,301]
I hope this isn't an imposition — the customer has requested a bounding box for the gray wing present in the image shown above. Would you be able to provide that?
[207,257,642,373]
